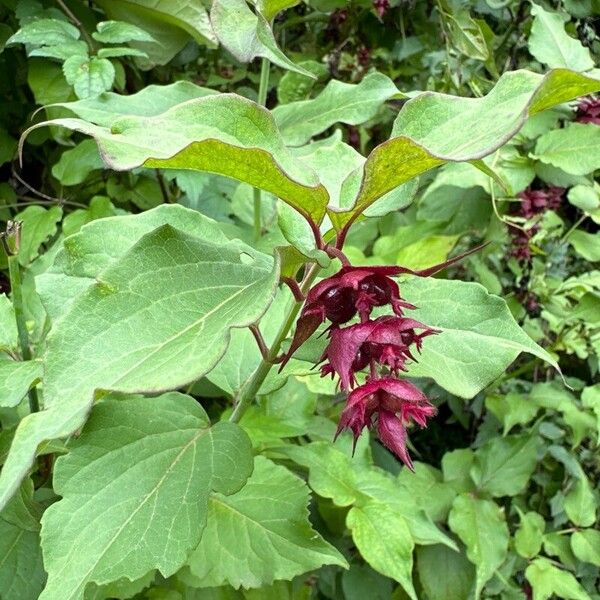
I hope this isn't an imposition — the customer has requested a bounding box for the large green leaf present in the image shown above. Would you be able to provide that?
[23,94,329,224]
[210,0,311,76]
[329,69,600,230]
[0,220,278,511]
[39,393,253,600]
[0,359,42,408]
[0,479,46,600]
[470,434,540,497]
[402,278,558,398]
[534,123,600,176]
[25,69,599,231]
[528,4,594,71]
[346,502,416,600]
[272,73,402,146]
[187,456,347,588]
[0,294,18,352]
[448,494,509,600]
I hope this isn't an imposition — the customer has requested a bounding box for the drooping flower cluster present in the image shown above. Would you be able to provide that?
[282,247,482,469]
[576,95,600,125]
[509,186,563,263]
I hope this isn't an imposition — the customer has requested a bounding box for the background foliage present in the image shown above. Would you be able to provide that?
[0,0,599,599]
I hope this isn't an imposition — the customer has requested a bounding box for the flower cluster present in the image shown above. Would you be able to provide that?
[509,186,563,263]
[282,247,482,470]
[576,95,600,125]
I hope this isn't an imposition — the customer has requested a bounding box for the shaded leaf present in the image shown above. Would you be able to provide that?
[514,511,545,559]
[571,529,600,566]
[63,56,115,100]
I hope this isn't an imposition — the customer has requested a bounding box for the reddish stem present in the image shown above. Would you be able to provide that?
[325,245,351,266]
[280,276,305,302]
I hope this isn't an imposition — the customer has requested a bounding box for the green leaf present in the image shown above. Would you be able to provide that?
[257,0,298,20]
[346,502,416,600]
[443,7,489,60]
[6,18,79,47]
[53,81,217,127]
[96,47,149,59]
[62,196,117,238]
[0,216,278,511]
[485,392,540,435]
[564,473,596,527]
[210,0,312,77]
[39,393,253,600]
[14,205,62,266]
[448,494,509,600]
[187,456,347,588]
[92,20,155,43]
[276,442,360,507]
[534,123,600,176]
[567,184,600,212]
[581,384,600,440]
[471,434,540,497]
[416,544,475,600]
[0,127,17,166]
[529,4,594,71]
[569,230,600,262]
[402,278,559,398]
[23,94,329,225]
[525,557,590,600]
[329,69,600,230]
[571,529,600,566]
[272,72,401,146]
[52,139,104,186]
[63,56,115,100]
[0,293,18,352]
[0,360,42,408]
[514,511,545,559]
[95,0,217,52]
[0,480,46,600]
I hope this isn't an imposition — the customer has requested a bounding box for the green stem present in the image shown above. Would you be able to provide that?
[561,215,587,243]
[253,57,270,241]
[8,255,39,413]
[230,265,320,423]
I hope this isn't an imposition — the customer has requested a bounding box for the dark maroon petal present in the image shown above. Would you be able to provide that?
[325,321,379,389]
[401,401,437,428]
[377,410,414,471]
[279,307,325,370]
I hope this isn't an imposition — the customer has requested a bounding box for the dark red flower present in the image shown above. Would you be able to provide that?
[518,187,563,219]
[335,377,436,470]
[320,316,439,389]
[373,0,389,18]
[280,245,484,368]
[576,96,600,125]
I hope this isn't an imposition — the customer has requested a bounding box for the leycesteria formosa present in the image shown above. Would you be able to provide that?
[281,245,484,470]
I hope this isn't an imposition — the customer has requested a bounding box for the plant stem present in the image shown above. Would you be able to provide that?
[8,254,39,413]
[56,0,97,52]
[561,215,587,243]
[253,57,270,241]
[229,264,320,423]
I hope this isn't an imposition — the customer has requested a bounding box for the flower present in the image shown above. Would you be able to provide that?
[373,0,389,18]
[320,316,439,389]
[518,187,563,219]
[576,95,600,125]
[335,377,436,470]
[280,245,484,368]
